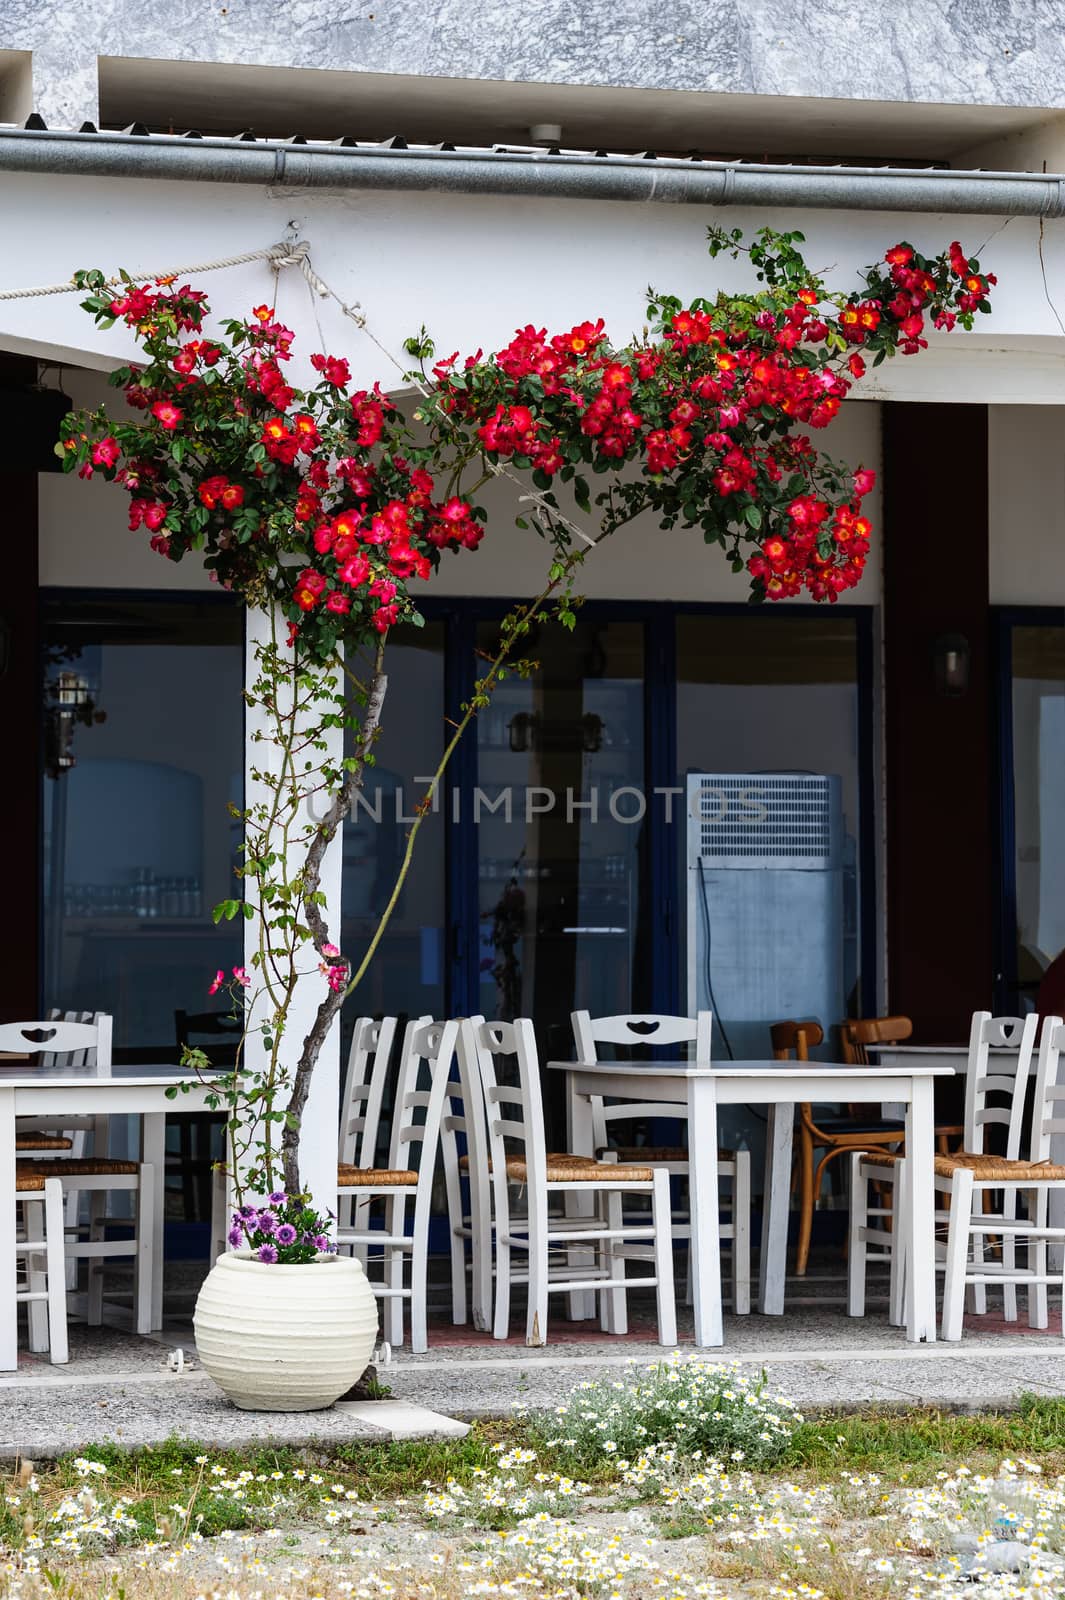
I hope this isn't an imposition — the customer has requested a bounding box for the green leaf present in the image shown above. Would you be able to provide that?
[744,504,763,531]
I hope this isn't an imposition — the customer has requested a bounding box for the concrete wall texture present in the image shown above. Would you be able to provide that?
[5,0,1065,130]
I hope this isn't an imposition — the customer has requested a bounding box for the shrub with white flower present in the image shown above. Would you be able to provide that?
[524,1358,802,1469]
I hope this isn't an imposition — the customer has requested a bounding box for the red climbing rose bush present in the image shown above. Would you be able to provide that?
[63,226,993,659]
[57,226,994,1198]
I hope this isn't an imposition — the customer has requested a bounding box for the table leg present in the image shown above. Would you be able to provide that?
[141,1113,166,1331]
[760,1100,794,1316]
[687,1076,723,1347]
[904,1077,936,1342]
[566,1083,597,1320]
[0,1089,17,1371]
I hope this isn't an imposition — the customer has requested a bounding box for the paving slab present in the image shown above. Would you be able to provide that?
[0,1373,471,1459]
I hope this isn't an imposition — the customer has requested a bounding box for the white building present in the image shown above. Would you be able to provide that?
[0,11,1062,1225]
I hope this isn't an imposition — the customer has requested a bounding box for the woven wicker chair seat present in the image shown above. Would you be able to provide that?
[18,1158,140,1176]
[337,1164,417,1187]
[14,1172,48,1193]
[861,1148,1065,1182]
[15,1133,74,1151]
[458,1151,596,1172]
[512,1156,654,1183]
[600,1145,742,1163]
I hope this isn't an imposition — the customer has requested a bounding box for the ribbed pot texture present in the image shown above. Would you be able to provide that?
[194,1253,379,1412]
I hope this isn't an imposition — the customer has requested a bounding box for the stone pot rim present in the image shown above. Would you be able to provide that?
[218,1249,359,1272]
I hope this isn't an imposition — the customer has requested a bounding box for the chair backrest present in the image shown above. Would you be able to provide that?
[446,1014,492,1217]
[770,1019,825,1061]
[1029,1016,1065,1164]
[2,1014,112,1074]
[572,1010,712,1058]
[572,1010,711,1152]
[463,1015,547,1213]
[386,1017,460,1209]
[839,1015,913,1066]
[339,1015,400,1169]
[962,1010,1040,1157]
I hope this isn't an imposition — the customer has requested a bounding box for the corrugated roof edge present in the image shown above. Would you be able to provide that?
[0,119,1063,217]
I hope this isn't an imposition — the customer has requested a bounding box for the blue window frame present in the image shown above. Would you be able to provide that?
[993,606,1065,1014]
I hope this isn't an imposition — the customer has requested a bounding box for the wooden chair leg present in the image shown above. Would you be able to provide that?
[732,1151,751,1315]
[23,1199,49,1353]
[86,1189,106,1325]
[941,1167,974,1342]
[651,1170,677,1348]
[846,1152,867,1318]
[889,1163,907,1328]
[44,1180,69,1365]
[795,1128,816,1277]
[134,1166,154,1337]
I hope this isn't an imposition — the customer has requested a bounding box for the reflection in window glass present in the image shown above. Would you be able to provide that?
[475,619,647,1115]
[676,615,862,1090]
[341,625,446,1026]
[42,598,244,1057]
[1010,623,1065,1008]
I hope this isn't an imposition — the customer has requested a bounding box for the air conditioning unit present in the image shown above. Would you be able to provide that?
[686,773,846,1069]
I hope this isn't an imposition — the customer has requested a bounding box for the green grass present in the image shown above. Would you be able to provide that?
[6,1394,1065,1554]
[783,1392,1065,1478]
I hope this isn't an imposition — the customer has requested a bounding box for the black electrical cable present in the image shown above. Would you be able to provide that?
[697,856,767,1122]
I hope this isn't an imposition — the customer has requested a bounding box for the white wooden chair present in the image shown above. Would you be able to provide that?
[15,1170,68,1364]
[571,1010,751,1314]
[2,1017,155,1335]
[337,1015,401,1257]
[847,1010,1042,1335]
[464,1015,677,1347]
[442,1021,493,1331]
[334,1017,458,1353]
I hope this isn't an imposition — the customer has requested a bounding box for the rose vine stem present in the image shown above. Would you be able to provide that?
[277,514,616,1195]
[279,637,388,1192]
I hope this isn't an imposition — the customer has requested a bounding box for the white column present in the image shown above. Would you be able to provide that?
[244,605,344,1217]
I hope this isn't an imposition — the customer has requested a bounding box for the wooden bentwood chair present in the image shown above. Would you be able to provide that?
[773,1015,965,1277]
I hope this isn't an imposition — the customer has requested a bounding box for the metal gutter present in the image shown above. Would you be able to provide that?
[0,124,1064,216]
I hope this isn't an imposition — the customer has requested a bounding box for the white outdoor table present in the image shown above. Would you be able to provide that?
[548,1057,955,1348]
[0,1064,221,1370]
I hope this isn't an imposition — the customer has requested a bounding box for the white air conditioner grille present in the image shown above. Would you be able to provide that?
[693,775,838,867]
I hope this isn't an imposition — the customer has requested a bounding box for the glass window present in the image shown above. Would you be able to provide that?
[341,624,446,1026]
[474,618,647,1128]
[676,614,863,1090]
[1008,621,1065,1010]
[41,597,244,1057]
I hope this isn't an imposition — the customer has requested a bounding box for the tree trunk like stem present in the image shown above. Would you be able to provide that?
[281,646,388,1193]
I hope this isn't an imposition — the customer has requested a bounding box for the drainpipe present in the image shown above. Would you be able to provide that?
[0,125,1064,216]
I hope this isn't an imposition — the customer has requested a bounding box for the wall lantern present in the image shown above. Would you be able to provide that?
[933,633,971,698]
[43,667,105,777]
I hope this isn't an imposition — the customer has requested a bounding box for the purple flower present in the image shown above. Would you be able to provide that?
[276,1224,297,1245]
[256,1210,278,1234]
[227,1226,243,1248]
[237,1205,258,1222]
[268,1190,287,1206]
[313,1234,333,1252]
[256,1243,278,1264]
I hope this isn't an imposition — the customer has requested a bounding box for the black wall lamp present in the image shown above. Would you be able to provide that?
[933,632,971,698]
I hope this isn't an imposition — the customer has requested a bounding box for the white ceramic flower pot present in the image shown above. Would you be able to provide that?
[193,1252,379,1412]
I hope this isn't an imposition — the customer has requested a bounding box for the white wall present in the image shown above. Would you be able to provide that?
[39,368,883,604]
[989,407,1065,606]
[39,370,215,592]
[41,384,1065,613]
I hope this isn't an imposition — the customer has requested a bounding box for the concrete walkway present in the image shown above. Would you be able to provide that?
[3,1266,1061,1456]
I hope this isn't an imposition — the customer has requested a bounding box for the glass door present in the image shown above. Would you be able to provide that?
[473,618,647,1133]
[999,614,1065,1012]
